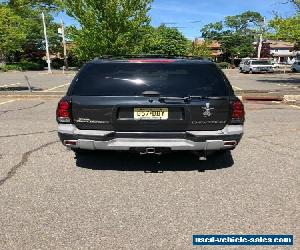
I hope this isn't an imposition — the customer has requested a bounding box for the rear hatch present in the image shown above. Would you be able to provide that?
[70,61,233,132]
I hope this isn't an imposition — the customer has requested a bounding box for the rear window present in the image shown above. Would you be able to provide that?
[70,63,231,97]
[252,60,271,65]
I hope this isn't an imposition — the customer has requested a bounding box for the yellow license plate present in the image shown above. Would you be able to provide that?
[134,108,168,120]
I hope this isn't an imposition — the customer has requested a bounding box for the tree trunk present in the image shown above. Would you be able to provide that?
[231,57,235,67]
[0,53,6,65]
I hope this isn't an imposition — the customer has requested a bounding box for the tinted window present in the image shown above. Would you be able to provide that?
[71,63,230,96]
[252,60,271,65]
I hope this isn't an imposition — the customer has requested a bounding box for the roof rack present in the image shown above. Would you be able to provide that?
[92,55,208,61]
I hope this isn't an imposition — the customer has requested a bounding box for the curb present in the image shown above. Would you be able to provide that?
[240,95,284,102]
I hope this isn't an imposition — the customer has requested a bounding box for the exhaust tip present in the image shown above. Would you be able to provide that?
[224,140,237,148]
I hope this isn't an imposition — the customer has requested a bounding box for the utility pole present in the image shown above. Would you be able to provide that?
[61,17,68,70]
[42,12,52,74]
[257,17,266,60]
[257,34,263,59]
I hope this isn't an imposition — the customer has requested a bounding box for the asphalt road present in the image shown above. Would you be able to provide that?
[0,69,299,94]
[224,69,300,92]
[0,98,299,249]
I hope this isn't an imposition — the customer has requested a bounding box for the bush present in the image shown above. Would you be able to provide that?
[0,64,20,71]
[0,60,44,71]
[216,62,231,69]
[51,58,64,69]
[27,57,47,69]
[67,53,84,68]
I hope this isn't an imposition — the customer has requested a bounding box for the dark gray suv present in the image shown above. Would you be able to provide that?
[56,57,244,157]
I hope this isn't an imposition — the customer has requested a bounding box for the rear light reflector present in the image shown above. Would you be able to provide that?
[231,100,245,123]
[56,99,71,123]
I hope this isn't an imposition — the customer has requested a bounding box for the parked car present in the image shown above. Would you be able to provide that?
[291,61,300,72]
[242,60,274,74]
[239,59,250,72]
[56,57,245,159]
[270,60,280,70]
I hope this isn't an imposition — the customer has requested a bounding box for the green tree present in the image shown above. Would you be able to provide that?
[225,11,263,32]
[64,0,152,60]
[201,11,263,64]
[200,22,223,40]
[188,40,212,58]
[269,0,300,48]
[269,15,300,44]
[1,0,61,62]
[289,0,300,12]
[221,34,255,61]
[0,5,27,62]
[141,25,188,55]
[7,0,62,11]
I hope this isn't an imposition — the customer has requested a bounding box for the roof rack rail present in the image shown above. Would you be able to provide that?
[92,55,208,60]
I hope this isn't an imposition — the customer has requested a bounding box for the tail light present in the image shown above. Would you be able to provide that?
[230,100,245,124]
[56,99,72,123]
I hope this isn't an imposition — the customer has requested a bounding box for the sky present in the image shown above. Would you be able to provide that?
[55,0,296,40]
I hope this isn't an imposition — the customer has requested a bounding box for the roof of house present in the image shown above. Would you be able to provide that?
[194,39,221,49]
[265,40,295,49]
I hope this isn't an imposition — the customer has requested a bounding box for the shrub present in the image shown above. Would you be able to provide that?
[0,60,44,71]
[67,53,84,68]
[216,62,231,69]
[51,58,64,69]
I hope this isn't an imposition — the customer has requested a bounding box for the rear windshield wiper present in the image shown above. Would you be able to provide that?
[187,96,226,100]
[159,96,226,103]
[158,96,189,103]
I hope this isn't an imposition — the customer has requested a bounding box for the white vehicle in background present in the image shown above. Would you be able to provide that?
[291,61,300,72]
[242,59,274,74]
[270,60,280,70]
[239,58,251,72]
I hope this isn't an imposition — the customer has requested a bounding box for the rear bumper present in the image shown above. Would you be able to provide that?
[58,124,243,151]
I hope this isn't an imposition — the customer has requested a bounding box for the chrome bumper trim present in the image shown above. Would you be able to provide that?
[64,138,236,151]
[58,124,243,151]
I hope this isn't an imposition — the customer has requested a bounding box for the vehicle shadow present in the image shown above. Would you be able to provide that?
[74,150,234,172]
[0,86,43,91]
[256,77,300,86]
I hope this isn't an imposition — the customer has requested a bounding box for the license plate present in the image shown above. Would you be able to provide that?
[134,108,168,120]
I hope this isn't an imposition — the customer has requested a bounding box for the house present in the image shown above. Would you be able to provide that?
[193,38,223,62]
[264,40,299,64]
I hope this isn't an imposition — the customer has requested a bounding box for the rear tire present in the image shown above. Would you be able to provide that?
[215,149,231,155]
[72,148,90,155]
